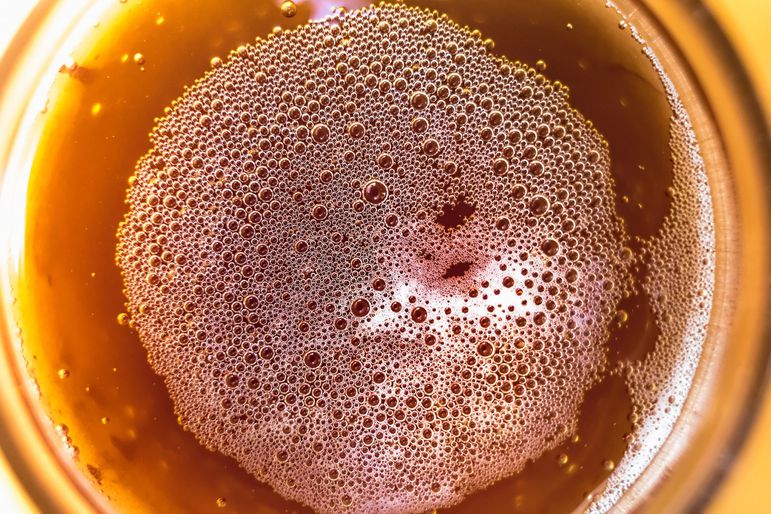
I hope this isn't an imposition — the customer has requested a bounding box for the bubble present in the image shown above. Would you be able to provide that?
[540,239,559,256]
[493,158,509,176]
[239,225,255,238]
[304,351,322,368]
[529,161,544,175]
[362,179,388,204]
[376,152,393,169]
[422,138,440,156]
[348,122,365,138]
[350,298,371,317]
[319,170,333,183]
[410,91,429,109]
[529,195,550,215]
[411,117,428,133]
[411,306,428,323]
[280,0,297,18]
[312,204,329,220]
[477,341,494,357]
[311,123,330,143]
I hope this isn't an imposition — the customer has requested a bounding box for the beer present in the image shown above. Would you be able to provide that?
[15,0,714,512]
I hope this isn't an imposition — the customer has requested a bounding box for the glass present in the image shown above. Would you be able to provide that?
[0,0,767,512]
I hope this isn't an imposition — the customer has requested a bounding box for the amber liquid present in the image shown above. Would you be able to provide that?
[18,0,673,512]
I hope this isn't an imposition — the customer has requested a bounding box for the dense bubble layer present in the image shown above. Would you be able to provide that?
[117,4,637,513]
[586,7,716,509]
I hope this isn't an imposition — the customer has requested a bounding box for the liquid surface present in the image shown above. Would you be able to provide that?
[16,0,714,512]
[117,5,632,512]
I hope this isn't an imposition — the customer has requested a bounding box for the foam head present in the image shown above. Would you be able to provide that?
[116,5,632,513]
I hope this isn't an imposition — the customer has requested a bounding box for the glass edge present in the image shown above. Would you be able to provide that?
[0,0,108,513]
[0,0,768,513]
[657,0,771,511]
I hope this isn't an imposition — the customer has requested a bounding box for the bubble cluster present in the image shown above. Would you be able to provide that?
[117,5,632,513]
[585,11,716,510]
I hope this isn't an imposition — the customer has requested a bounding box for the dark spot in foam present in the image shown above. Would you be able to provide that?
[436,196,476,230]
[442,261,474,279]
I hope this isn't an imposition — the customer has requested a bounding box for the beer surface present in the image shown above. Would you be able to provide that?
[117,5,632,512]
[16,0,714,512]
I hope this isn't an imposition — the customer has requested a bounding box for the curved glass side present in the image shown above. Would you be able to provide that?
[0,1,766,513]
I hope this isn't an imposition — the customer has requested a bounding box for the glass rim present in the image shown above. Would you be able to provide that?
[0,0,768,512]
[643,0,771,510]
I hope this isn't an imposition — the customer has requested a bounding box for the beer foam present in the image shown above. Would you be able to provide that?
[585,8,716,512]
[117,4,635,513]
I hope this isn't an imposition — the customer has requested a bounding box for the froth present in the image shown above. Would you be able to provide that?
[585,14,716,509]
[117,4,632,513]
